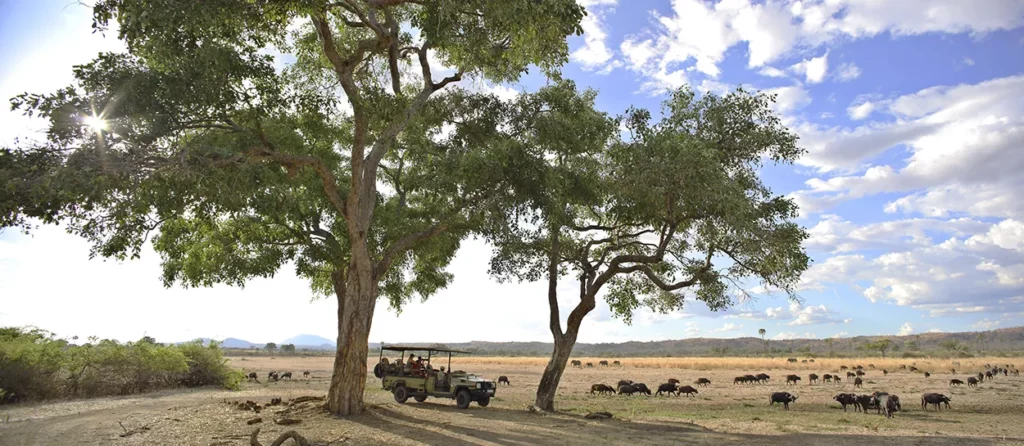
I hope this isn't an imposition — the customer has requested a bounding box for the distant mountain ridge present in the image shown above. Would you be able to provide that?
[201,327,1024,356]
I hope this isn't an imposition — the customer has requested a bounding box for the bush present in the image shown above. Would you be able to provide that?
[0,327,243,404]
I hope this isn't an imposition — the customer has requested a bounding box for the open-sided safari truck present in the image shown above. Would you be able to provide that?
[374,345,496,409]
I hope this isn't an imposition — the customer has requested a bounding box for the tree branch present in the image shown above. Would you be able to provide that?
[374,222,448,277]
[548,229,563,339]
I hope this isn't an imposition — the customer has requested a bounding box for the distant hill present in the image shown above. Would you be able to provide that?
[211,326,1024,357]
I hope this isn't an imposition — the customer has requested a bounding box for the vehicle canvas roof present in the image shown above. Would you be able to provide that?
[380,344,471,354]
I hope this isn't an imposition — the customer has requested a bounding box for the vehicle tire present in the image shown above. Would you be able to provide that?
[393,385,409,404]
[373,363,383,379]
[456,389,472,409]
[477,396,490,407]
[414,395,428,403]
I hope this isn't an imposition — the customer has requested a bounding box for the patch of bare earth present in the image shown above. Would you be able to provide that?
[1,356,1023,445]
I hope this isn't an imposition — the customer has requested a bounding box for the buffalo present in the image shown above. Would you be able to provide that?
[613,360,621,367]
[498,376,510,385]
[855,394,876,412]
[787,358,798,363]
[590,384,615,395]
[834,393,858,412]
[985,371,994,380]
[668,378,680,385]
[617,379,634,388]
[632,383,652,395]
[677,385,699,397]
[695,378,712,387]
[280,372,292,379]
[786,375,801,385]
[744,374,758,384]
[949,379,964,386]
[586,362,594,368]
[882,369,888,376]
[834,377,842,383]
[854,377,863,388]
[855,370,865,377]
[734,376,749,385]
[769,392,798,410]
[755,373,771,383]
[909,366,918,372]
[302,371,310,378]
[840,365,848,371]
[571,360,582,368]
[247,372,259,382]
[921,393,951,411]
[656,383,679,396]
[617,385,636,396]
[809,373,819,384]
[846,371,856,378]
[967,377,979,387]
[978,372,985,381]
[875,394,901,418]
[599,360,609,367]
[823,374,833,383]
[923,372,930,378]
[268,371,280,381]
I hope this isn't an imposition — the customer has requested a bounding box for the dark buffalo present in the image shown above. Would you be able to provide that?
[868,364,875,369]
[801,359,808,363]
[632,383,652,395]
[617,379,634,388]
[834,393,858,412]
[247,372,259,382]
[571,360,582,368]
[855,394,876,412]
[734,376,749,385]
[786,375,801,385]
[586,362,594,368]
[840,365,848,371]
[268,371,279,381]
[854,377,863,388]
[656,383,679,396]
[978,372,985,381]
[809,373,819,384]
[882,369,888,376]
[923,372,930,378]
[302,370,310,378]
[613,360,621,367]
[744,374,758,384]
[280,372,292,379]
[823,374,833,383]
[591,384,615,395]
[695,378,712,387]
[846,371,856,378]
[834,376,842,383]
[855,365,863,370]
[668,378,680,385]
[810,359,816,363]
[787,358,798,363]
[599,360,609,367]
[921,393,951,411]
[498,376,510,385]
[899,364,907,370]
[756,373,771,383]
[950,368,956,374]
[770,392,798,410]
[677,385,699,397]
[855,370,865,377]
[950,379,964,386]
[909,366,918,372]
[985,371,994,380]
[967,377,979,387]
[618,385,636,396]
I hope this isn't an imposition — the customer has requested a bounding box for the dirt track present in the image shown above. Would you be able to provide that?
[1,356,1023,445]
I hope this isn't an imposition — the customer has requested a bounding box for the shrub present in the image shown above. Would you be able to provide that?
[176,341,244,390]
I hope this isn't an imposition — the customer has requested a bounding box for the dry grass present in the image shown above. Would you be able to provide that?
[454,356,1010,373]
[3,355,1024,446]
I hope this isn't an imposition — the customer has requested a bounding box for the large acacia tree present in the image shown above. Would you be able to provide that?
[487,86,811,411]
[0,0,584,415]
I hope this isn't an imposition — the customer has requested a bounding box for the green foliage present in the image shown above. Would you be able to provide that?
[264,342,277,351]
[0,327,243,403]
[939,339,968,353]
[281,343,296,354]
[862,339,893,358]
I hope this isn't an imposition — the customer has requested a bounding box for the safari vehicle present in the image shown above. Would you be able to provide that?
[374,345,496,409]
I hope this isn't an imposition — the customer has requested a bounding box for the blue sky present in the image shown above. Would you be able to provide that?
[1,0,1023,344]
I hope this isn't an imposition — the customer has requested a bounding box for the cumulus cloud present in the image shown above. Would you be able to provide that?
[836,62,861,82]
[791,51,829,84]
[571,0,622,73]
[620,0,1024,90]
[766,85,812,113]
[773,331,816,340]
[727,301,847,327]
[714,322,743,332]
[788,304,846,325]
[898,322,914,336]
[847,101,875,120]
[972,319,1000,330]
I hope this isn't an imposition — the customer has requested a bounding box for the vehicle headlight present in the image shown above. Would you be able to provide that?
[476,383,484,389]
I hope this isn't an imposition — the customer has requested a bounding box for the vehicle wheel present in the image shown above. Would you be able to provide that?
[414,395,428,403]
[373,363,383,379]
[477,396,490,407]
[393,386,409,404]
[456,389,472,409]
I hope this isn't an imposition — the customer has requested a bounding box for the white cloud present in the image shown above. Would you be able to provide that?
[830,331,849,339]
[759,66,788,78]
[791,51,829,84]
[713,322,743,332]
[963,57,976,67]
[897,322,914,336]
[788,304,845,325]
[773,331,816,340]
[926,328,944,333]
[836,62,862,82]
[847,101,875,120]
[972,319,1000,330]
[571,1,621,73]
[766,85,812,113]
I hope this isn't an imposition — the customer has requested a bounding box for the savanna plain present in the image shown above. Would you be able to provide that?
[2,356,1024,445]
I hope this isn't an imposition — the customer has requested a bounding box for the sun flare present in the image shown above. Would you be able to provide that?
[83,115,107,132]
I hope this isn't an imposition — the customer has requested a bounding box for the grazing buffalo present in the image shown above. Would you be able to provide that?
[834,377,842,383]
[868,364,875,369]
[786,375,801,385]
[921,393,951,411]
[809,374,819,384]
[809,359,816,363]
[599,360,609,367]
[586,362,594,368]
[247,372,259,382]
[855,365,863,370]
[744,374,758,384]
[618,385,636,396]
[909,366,918,372]
[632,383,652,395]
[846,372,856,378]
[590,384,615,395]
[854,377,864,388]
[823,374,833,383]
[950,379,964,386]
[882,370,888,376]
[769,392,798,410]
[840,365,848,371]
[268,371,280,381]
[280,372,292,379]
[656,383,679,396]
[875,394,901,418]
[855,370,865,377]
[978,372,985,382]
[613,361,621,367]
[734,376,749,385]
[801,360,808,363]
[498,376,511,385]
[834,393,858,412]
[677,385,699,397]
[967,377,979,387]
[985,371,994,380]
[855,394,876,412]
[787,358,798,363]
[756,373,771,383]
[618,379,634,388]
[571,360,582,368]
[302,371,310,378]
[668,378,680,385]
[923,372,930,378]
[695,378,712,387]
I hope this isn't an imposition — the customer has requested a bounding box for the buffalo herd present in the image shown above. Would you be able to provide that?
[582,361,1019,419]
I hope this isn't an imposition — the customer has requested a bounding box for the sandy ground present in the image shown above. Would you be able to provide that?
[2,356,1024,445]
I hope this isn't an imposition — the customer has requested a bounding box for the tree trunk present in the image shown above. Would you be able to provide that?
[326,265,378,415]
[535,334,577,411]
